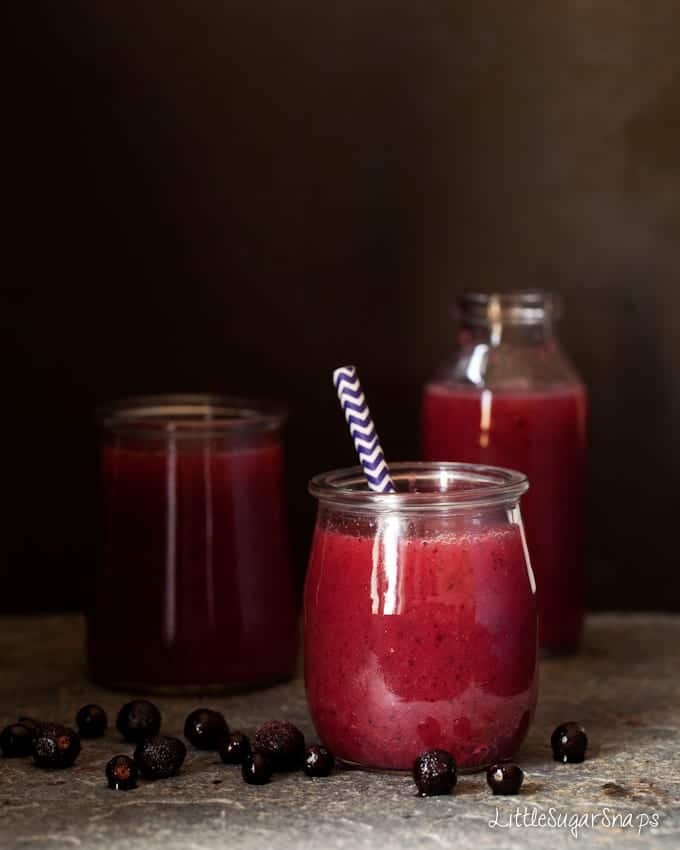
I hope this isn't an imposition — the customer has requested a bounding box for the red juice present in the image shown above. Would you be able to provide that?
[89,432,297,689]
[304,516,537,771]
[423,383,587,650]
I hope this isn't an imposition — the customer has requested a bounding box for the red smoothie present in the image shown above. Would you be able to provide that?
[304,515,537,771]
[89,434,297,689]
[422,383,587,650]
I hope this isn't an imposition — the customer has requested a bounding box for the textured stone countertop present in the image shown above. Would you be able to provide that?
[0,614,678,850]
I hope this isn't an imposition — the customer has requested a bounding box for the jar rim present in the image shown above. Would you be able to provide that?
[309,461,528,512]
[457,289,562,324]
[96,393,286,437]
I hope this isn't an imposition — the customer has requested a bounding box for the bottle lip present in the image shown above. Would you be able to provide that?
[96,393,286,437]
[309,461,528,513]
[457,290,562,325]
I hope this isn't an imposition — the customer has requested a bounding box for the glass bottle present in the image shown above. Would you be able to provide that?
[304,461,537,771]
[89,394,298,691]
[422,291,587,652]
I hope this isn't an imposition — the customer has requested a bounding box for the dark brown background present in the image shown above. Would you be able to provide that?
[4,2,679,611]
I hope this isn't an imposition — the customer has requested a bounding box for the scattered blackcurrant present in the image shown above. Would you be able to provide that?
[116,700,161,743]
[219,731,251,765]
[184,708,228,750]
[76,704,108,738]
[413,749,457,797]
[486,762,524,795]
[32,726,81,769]
[551,722,588,763]
[242,751,273,785]
[106,754,138,790]
[134,735,186,780]
[253,720,305,772]
[303,745,334,777]
[0,723,33,758]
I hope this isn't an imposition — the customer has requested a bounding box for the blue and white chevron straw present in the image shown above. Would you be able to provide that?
[332,365,395,493]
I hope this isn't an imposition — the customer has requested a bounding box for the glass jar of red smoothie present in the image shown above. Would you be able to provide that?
[89,394,298,691]
[304,462,537,772]
[422,291,587,653]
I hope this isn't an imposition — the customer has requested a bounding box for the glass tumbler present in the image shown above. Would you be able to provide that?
[89,394,298,691]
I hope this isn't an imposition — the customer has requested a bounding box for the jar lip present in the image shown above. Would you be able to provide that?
[457,289,562,324]
[309,461,528,512]
[96,393,286,436]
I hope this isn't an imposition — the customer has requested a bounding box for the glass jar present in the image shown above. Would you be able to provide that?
[304,462,537,772]
[89,394,298,691]
[422,291,588,652]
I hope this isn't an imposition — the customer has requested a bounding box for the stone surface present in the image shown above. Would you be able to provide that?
[0,614,678,849]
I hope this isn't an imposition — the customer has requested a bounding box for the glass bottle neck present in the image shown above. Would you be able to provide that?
[457,291,559,348]
[432,289,580,389]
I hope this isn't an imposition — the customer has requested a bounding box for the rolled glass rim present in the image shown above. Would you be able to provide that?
[309,461,529,512]
[457,289,562,324]
[97,393,286,438]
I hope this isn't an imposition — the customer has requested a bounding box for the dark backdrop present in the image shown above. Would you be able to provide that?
[5,2,679,612]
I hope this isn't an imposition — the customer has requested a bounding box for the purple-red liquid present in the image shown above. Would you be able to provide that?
[423,384,587,650]
[88,435,297,689]
[304,518,537,771]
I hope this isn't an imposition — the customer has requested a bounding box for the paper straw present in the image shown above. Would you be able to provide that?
[332,365,395,493]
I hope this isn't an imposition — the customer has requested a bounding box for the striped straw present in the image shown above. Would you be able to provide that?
[332,365,395,493]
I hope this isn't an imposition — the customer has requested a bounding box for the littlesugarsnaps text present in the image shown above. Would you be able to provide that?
[489,805,661,839]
